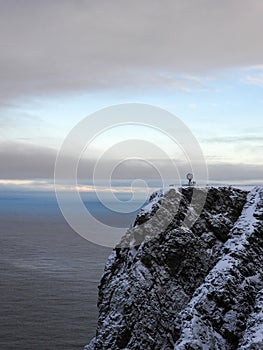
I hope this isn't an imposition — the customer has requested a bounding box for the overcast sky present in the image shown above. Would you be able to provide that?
[0,0,262,189]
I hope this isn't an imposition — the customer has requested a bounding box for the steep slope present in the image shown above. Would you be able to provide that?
[85,187,263,350]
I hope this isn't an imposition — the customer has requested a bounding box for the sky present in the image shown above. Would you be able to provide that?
[0,0,262,192]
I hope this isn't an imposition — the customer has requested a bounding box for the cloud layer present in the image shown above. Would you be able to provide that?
[0,0,263,102]
[0,141,262,185]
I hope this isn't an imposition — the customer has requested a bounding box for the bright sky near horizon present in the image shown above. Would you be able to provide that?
[0,0,262,189]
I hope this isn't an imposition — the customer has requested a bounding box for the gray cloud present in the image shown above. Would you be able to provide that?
[0,141,56,179]
[0,0,263,102]
[207,163,263,183]
[0,142,262,184]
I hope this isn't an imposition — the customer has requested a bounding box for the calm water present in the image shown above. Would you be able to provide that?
[0,191,140,350]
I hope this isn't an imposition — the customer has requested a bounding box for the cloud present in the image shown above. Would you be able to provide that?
[0,141,262,185]
[0,110,44,138]
[0,141,57,179]
[207,162,263,183]
[244,73,263,87]
[189,103,198,110]
[201,135,263,143]
[0,0,263,102]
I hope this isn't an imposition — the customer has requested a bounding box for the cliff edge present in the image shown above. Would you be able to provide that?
[85,186,263,350]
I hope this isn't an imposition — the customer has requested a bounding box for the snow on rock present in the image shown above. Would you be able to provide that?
[173,187,263,350]
[84,187,262,350]
[239,288,263,349]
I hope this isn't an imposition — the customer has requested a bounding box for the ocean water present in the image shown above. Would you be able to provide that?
[0,191,140,349]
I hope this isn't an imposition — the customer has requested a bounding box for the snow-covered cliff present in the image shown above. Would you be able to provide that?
[85,186,263,350]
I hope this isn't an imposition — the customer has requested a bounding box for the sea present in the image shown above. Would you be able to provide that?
[0,190,141,350]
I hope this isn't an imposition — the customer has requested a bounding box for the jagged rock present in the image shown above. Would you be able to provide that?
[84,187,263,350]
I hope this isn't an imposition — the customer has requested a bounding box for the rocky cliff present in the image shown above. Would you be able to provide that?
[85,186,263,350]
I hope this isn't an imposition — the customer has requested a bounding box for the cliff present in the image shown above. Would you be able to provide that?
[85,186,263,350]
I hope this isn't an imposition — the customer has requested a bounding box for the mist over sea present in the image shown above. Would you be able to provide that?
[0,190,140,349]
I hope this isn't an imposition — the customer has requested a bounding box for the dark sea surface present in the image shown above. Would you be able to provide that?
[0,191,140,350]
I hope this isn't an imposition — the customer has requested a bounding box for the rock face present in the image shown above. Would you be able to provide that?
[85,187,263,350]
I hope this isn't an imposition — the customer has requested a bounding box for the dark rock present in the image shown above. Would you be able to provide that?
[85,187,263,350]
